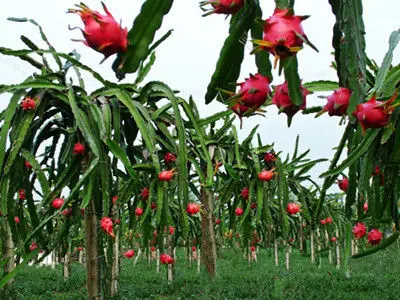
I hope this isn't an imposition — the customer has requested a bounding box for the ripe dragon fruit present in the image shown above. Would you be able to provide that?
[272,81,309,119]
[68,3,128,59]
[19,189,26,200]
[353,93,397,132]
[367,229,383,245]
[73,142,85,155]
[352,222,366,239]
[258,169,275,182]
[135,207,143,216]
[286,203,300,215]
[21,97,36,111]
[160,253,174,264]
[140,187,150,200]
[158,169,175,182]
[124,249,135,259]
[200,0,244,16]
[52,198,65,210]
[29,242,38,252]
[240,187,249,200]
[363,202,368,213]
[337,177,349,192]
[186,203,200,215]
[235,207,244,216]
[264,152,276,164]
[323,87,352,116]
[101,216,115,238]
[25,161,32,169]
[163,152,177,164]
[253,9,315,66]
[230,74,271,121]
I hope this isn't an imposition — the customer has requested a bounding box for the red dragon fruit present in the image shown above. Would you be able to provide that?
[258,169,275,182]
[61,207,73,217]
[73,142,85,155]
[201,0,244,15]
[215,219,221,225]
[19,189,26,200]
[169,226,175,235]
[158,169,175,182]
[192,246,197,252]
[186,203,200,215]
[101,217,115,238]
[163,152,177,164]
[367,229,382,245]
[140,187,150,200]
[21,97,36,111]
[160,253,174,264]
[14,216,20,224]
[352,222,366,239]
[135,207,143,216]
[124,249,135,259]
[235,207,244,216]
[272,81,309,119]
[353,93,397,132]
[68,3,128,59]
[363,202,368,213]
[240,187,249,200]
[264,152,276,164]
[25,161,32,169]
[286,203,300,215]
[230,74,271,120]
[29,242,38,252]
[323,87,352,116]
[52,198,65,210]
[337,177,348,192]
[320,219,326,225]
[253,9,313,66]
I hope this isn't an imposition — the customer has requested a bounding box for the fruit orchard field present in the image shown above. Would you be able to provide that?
[4,245,400,300]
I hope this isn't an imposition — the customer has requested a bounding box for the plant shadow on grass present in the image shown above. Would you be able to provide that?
[4,245,400,299]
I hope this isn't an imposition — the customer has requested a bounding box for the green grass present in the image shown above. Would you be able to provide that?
[4,245,400,299]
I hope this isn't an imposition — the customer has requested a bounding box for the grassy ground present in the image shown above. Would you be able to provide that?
[4,245,400,299]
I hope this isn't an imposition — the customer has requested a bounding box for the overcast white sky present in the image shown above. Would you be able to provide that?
[0,0,399,181]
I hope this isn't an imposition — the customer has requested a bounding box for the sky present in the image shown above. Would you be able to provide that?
[0,0,399,183]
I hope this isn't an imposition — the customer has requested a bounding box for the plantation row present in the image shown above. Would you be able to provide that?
[1,0,400,299]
